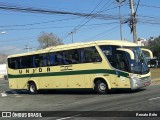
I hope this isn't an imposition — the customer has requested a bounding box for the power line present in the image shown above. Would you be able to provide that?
[99,3,128,12]
[83,25,119,42]
[135,0,140,16]
[66,0,113,42]
[1,22,119,31]
[0,17,81,28]
[139,3,160,9]
[68,0,106,38]
[138,15,160,20]
[0,3,118,20]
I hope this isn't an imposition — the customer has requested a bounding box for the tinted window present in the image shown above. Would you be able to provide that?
[100,45,129,72]
[21,56,33,68]
[64,49,80,64]
[82,47,102,63]
[8,46,102,69]
[8,57,20,69]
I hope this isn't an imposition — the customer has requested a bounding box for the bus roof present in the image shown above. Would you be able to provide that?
[8,40,138,58]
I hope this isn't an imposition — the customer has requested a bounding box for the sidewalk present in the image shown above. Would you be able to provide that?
[151,77,160,85]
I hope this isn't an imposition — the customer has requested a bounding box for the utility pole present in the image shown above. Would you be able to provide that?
[24,45,32,52]
[115,0,126,41]
[71,31,74,43]
[69,31,75,43]
[119,5,123,41]
[129,0,137,43]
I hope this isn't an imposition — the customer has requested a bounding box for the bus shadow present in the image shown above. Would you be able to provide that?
[109,88,146,94]
[5,88,146,95]
[38,88,146,95]
[38,89,96,95]
[6,89,29,94]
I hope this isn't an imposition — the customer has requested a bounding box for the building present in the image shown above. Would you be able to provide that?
[0,64,7,79]
[137,38,147,46]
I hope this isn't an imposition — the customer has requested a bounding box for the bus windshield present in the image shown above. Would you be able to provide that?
[125,47,149,74]
[100,45,149,74]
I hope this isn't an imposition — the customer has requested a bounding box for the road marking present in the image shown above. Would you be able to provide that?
[149,97,160,101]
[1,93,7,97]
[56,114,81,120]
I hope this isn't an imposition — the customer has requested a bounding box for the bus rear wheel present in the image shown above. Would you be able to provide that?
[28,82,37,94]
[94,80,108,94]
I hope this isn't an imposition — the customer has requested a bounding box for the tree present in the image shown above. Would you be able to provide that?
[146,37,160,58]
[0,53,8,64]
[38,32,63,49]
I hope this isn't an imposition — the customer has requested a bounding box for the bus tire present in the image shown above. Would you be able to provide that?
[94,80,108,94]
[28,82,37,94]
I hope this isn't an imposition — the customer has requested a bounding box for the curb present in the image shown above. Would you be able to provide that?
[151,78,160,85]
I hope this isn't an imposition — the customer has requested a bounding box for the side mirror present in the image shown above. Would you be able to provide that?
[141,48,153,59]
[117,48,135,60]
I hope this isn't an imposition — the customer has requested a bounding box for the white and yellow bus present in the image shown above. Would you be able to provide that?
[7,40,153,94]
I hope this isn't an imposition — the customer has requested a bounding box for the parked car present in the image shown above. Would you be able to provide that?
[148,58,159,68]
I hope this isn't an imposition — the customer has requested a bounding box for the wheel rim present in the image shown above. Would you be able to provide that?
[98,83,106,91]
[30,85,35,93]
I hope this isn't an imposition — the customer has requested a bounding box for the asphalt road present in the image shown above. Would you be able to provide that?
[0,79,160,120]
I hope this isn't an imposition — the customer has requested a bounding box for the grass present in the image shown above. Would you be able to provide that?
[150,68,160,84]
[150,68,160,79]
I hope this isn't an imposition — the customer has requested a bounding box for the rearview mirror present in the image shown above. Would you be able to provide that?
[141,48,153,59]
[117,48,135,60]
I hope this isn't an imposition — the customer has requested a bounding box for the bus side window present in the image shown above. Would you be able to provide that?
[34,55,40,67]
[115,53,128,71]
[38,54,47,67]
[48,53,55,66]
[80,49,85,63]
[91,48,102,62]
[8,58,19,69]
[21,57,26,68]
[32,56,36,68]
[26,56,33,68]
[42,54,47,67]
[62,51,68,65]
[70,49,80,64]
[64,51,71,64]
[83,47,102,63]
[84,48,91,63]
[57,52,63,65]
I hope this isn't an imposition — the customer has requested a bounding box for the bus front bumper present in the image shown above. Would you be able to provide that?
[130,76,151,90]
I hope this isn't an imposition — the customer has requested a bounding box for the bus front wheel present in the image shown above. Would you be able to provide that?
[28,82,37,94]
[94,80,108,94]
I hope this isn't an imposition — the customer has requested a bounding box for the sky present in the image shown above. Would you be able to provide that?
[0,0,160,54]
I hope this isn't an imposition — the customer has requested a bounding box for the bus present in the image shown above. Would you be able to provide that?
[7,40,153,94]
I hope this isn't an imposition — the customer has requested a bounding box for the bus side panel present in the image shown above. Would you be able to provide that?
[68,75,85,88]
[38,66,68,89]
[108,74,119,88]
[116,76,131,88]
[108,73,131,89]
[54,76,68,88]
[8,68,18,89]
[39,76,53,89]
[85,74,92,88]
[9,78,17,89]
[16,78,28,89]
